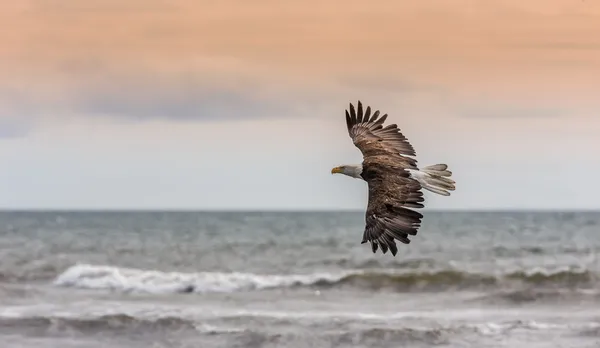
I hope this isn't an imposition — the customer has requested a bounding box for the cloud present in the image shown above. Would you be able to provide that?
[68,72,288,121]
[426,89,569,120]
[0,119,30,139]
[0,51,575,127]
[335,74,421,93]
[0,86,56,130]
[4,52,443,125]
[460,104,564,119]
[0,56,346,123]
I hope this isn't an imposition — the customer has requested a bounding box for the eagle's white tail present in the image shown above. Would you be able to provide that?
[408,164,456,196]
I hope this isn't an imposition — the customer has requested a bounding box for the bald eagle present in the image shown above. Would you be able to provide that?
[331,101,456,256]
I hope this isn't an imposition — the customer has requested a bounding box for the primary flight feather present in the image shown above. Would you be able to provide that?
[331,101,456,256]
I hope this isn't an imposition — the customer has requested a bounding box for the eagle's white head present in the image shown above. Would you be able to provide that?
[331,164,363,179]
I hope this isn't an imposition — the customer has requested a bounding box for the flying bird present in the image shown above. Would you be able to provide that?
[331,101,456,256]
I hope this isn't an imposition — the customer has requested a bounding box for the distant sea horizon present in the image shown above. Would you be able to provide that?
[0,208,598,213]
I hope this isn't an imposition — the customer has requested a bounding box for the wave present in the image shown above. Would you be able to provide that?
[0,314,465,346]
[309,257,439,270]
[0,314,199,333]
[3,244,599,284]
[473,288,600,305]
[52,263,599,295]
[53,263,347,294]
[0,262,63,282]
[326,320,583,346]
[1,312,596,346]
[315,268,596,291]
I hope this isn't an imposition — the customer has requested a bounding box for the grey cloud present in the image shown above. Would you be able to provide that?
[0,56,568,126]
[67,68,336,121]
[460,104,564,119]
[0,59,337,123]
[431,91,566,119]
[0,119,30,139]
[0,87,52,125]
[74,86,291,121]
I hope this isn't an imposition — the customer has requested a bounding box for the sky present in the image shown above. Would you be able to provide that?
[1,0,600,211]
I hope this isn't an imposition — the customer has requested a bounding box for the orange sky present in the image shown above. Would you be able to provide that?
[4,0,600,96]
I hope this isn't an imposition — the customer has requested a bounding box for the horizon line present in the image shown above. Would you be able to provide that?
[0,208,598,213]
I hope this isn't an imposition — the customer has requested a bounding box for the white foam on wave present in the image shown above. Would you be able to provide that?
[52,263,598,295]
[53,263,348,294]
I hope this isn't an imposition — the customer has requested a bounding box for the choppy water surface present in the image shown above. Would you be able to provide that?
[1,211,599,347]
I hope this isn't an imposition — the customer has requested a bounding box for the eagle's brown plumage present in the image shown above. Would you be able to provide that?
[344,101,429,256]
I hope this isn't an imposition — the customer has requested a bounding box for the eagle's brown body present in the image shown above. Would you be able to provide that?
[335,101,456,256]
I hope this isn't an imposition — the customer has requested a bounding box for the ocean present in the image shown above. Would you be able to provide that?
[0,211,599,348]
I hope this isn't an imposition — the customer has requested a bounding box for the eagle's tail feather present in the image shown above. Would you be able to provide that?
[408,164,456,196]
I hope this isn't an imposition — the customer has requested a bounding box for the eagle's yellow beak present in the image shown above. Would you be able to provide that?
[331,166,342,174]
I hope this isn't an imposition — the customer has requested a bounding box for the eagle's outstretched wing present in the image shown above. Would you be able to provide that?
[345,101,418,169]
[345,101,424,256]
